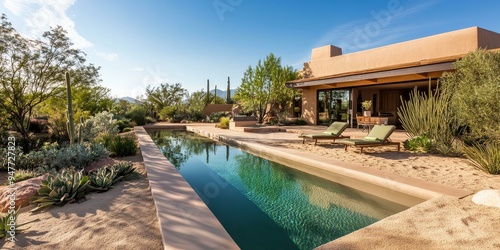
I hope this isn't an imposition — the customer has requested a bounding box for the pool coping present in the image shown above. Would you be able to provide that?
[139,124,473,249]
[135,126,239,250]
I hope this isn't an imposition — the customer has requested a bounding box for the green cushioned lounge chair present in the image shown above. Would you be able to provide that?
[336,125,400,153]
[299,122,350,145]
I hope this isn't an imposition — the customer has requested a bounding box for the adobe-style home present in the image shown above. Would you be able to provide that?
[286,27,500,126]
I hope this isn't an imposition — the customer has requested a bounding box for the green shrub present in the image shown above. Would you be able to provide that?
[30,169,90,211]
[107,136,137,157]
[208,112,227,123]
[79,111,119,142]
[123,127,133,132]
[463,141,500,175]
[114,119,132,132]
[440,49,500,142]
[218,117,230,129]
[294,119,307,125]
[146,116,157,124]
[1,142,108,171]
[125,106,146,126]
[403,134,434,152]
[11,170,36,183]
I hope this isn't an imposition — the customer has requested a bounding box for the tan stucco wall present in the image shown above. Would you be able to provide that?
[203,104,233,116]
[308,27,500,78]
[297,27,500,125]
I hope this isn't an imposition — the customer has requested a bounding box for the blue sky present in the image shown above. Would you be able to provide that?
[1,0,500,98]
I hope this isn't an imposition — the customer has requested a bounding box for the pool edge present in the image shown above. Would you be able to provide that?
[135,126,240,250]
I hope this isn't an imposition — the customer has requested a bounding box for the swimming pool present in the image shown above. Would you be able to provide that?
[149,130,409,250]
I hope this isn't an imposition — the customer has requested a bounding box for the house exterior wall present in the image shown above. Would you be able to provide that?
[308,27,500,78]
[298,27,500,125]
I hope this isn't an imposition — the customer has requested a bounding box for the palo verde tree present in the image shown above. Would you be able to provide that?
[234,53,298,123]
[0,14,87,148]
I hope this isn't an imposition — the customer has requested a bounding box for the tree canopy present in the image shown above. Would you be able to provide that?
[440,49,500,141]
[234,53,298,123]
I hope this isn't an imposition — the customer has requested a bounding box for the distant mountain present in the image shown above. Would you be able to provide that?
[209,89,237,98]
[117,96,138,103]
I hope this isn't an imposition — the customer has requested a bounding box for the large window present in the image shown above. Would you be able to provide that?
[317,89,351,125]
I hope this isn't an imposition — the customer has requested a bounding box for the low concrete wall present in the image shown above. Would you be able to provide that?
[135,126,239,250]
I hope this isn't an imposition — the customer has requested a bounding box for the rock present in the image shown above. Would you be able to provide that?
[0,174,47,213]
[86,157,117,172]
[472,190,500,208]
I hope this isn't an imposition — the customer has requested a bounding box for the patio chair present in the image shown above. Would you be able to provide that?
[299,122,350,145]
[336,125,400,153]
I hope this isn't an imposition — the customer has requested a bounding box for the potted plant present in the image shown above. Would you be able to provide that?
[361,100,372,117]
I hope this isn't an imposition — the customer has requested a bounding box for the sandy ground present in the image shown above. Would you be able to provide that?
[0,152,163,250]
[277,141,500,193]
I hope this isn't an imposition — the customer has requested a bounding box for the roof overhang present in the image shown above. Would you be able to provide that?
[286,62,455,89]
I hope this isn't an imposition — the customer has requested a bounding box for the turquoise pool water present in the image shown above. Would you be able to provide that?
[149,130,408,250]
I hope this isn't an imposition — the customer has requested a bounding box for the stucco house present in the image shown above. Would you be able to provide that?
[286,27,500,126]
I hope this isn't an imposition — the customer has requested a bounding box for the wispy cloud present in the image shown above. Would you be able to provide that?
[3,0,92,48]
[96,51,119,61]
[315,0,440,54]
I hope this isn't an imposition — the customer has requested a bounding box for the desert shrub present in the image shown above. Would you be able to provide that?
[146,116,157,124]
[463,141,500,175]
[9,169,36,183]
[79,111,119,142]
[208,112,227,123]
[28,119,48,133]
[440,49,500,142]
[125,106,146,126]
[218,117,230,129]
[123,127,133,132]
[30,168,90,211]
[398,85,458,155]
[403,134,434,152]
[3,142,108,171]
[159,106,177,121]
[114,119,132,132]
[106,136,137,157]
[294,119,307,125]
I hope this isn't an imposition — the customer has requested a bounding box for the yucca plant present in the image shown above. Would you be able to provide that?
[88,167,121,192]
[398,83,458,155]
[0,209,31,239]
[30,169,90,211]
[463,141,500,175]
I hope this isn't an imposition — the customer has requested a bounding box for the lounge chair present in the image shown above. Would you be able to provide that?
[299,122,350,145]
[336,125,400,153]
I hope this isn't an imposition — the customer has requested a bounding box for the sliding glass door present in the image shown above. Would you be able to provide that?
[317,89,351,125]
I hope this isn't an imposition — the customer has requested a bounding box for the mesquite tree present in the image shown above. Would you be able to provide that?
[0,14,86,149]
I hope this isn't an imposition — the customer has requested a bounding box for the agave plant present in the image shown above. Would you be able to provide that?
[30,169,90,211]
[88,167,121,192]
[110,161,135,179]
[0,209,31,239]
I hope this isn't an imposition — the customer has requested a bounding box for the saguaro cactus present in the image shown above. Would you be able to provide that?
[65,72,76,144]
[206,79,210,105]
[226,76,231,103]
